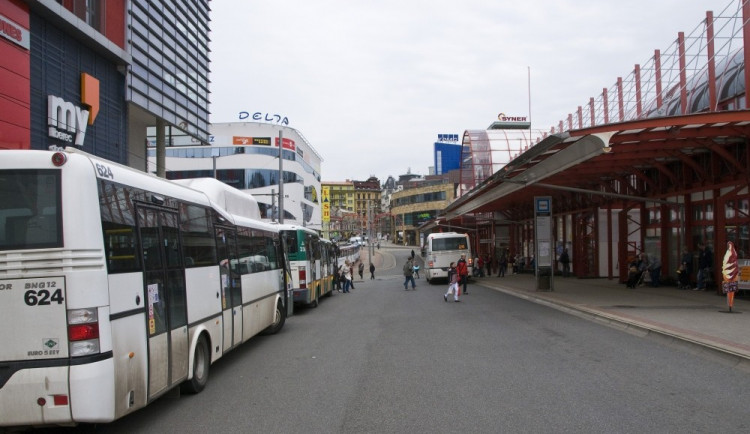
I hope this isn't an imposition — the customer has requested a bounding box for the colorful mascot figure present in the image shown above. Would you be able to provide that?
[721,241,739,313]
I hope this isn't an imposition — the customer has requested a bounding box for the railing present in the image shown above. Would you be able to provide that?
[548,0,748,134]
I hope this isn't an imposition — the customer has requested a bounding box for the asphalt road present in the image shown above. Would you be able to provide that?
[41,248,750,433]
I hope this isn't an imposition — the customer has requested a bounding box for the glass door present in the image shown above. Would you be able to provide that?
[138,206,188,399]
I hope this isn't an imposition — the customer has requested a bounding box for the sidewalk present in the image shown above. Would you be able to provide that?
[473,273,750,371]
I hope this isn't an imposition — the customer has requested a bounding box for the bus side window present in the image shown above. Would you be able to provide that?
[102,222,139,273]
[179,205,216,267]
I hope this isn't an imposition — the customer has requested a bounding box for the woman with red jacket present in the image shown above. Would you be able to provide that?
[456,254,469,294]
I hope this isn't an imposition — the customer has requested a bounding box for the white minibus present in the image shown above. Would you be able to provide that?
[424,232,473,282]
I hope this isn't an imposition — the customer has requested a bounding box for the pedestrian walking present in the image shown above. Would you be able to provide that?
[498,254,507,277]
[411,249,415,259]
[403,257,416,290]
[444,262,460,302]
[413,263,420,279]
[559,248,570,277]
[350,262,356,290]
[485,254,493,277]
[457,254,469,294]
[358,262,364,280]
[369,262,375,279]
[341,261,352,293]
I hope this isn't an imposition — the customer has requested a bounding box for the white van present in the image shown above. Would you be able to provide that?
[349,236,363,246]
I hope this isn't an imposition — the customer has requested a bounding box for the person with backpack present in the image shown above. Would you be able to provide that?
[403,257,416,290]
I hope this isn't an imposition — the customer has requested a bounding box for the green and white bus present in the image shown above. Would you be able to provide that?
[278,225,336,307]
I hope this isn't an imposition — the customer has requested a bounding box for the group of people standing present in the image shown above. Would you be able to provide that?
[627,242,714,290]
[334,259,376,293]
[470,252,528,277]
[680,242,714,291]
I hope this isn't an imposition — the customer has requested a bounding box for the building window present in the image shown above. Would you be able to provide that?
[59,0,105,33]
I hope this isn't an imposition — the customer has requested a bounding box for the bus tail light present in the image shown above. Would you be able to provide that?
[428,260,434,267]
[68,308,100,356]
[299,267,306,289]
[51,152,68,167]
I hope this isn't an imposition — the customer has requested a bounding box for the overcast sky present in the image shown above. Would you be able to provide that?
[209,0,726,183]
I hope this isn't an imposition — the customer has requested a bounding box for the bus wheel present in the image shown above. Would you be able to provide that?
[181,335,209,394]
[310,294,319,308]
[263,301,287,335]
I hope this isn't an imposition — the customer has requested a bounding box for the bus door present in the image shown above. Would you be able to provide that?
[137,206,189,399]
[307,235,318,299]
[216,227,242,349]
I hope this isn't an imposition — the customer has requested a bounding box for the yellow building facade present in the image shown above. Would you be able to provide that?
[390,183,455,246]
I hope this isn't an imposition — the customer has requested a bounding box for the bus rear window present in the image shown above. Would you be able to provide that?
[0,170,62,250]
[432,238,467,251]
[283,230,299,254]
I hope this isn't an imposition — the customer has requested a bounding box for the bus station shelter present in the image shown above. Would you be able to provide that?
[441,111,750,287]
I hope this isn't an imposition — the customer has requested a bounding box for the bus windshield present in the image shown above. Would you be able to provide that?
[0,169,62,250]
[432,237,467,251]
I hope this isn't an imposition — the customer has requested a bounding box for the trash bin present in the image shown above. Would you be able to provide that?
[536,266,552,291]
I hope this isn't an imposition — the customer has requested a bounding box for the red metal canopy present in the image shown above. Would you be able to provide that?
[444,110,750,220]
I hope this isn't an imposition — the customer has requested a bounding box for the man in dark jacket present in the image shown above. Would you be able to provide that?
[403,258,416,290]
[696,242,713,291]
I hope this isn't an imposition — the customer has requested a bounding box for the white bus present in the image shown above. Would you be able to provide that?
[337,242,361,267]
[424,232,473,282]
[0,149,287,428]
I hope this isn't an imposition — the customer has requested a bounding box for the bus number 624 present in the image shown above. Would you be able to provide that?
[24,289,64,306]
